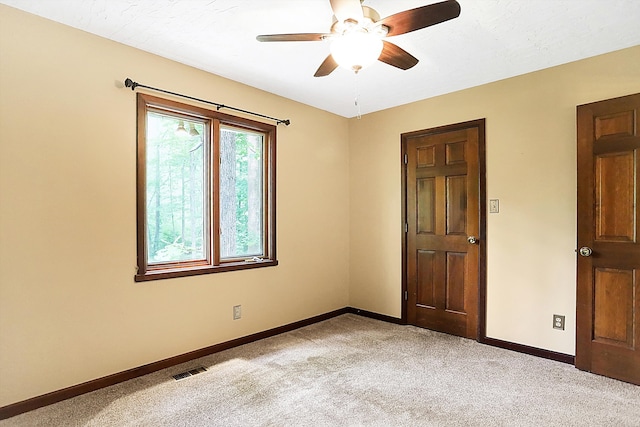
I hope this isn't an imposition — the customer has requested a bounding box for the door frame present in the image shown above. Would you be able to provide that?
[401,118,487,340]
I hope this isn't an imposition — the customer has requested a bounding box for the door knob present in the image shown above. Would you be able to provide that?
[579,246,593,257]
[467,236,478,245]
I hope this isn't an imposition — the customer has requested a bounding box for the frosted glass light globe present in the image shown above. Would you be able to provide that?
[330,31,383,73]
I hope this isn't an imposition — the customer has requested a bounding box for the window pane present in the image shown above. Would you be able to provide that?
[220,126,264,259]
[146,112,207,264]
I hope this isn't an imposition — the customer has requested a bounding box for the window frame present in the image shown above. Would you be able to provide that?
[135,93,277,282]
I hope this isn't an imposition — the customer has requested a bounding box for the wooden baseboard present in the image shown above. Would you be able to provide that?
[347,307,404,324]
[0,307,575,420]
[352,310,575,365]
[0,307,349,420]
[479,336,575,365]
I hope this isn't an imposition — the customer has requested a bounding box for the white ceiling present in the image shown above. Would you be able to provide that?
[2,0,639,118]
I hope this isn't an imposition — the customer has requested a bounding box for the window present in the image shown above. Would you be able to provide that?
[136,93,277,281]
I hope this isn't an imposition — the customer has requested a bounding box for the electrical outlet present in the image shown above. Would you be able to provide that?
[489,199,499,213]
[233,305,241,320]
[553,314,565,330]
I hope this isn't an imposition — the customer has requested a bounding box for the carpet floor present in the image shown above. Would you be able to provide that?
[2,314,639,426]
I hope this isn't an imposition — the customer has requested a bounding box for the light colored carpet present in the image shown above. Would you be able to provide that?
[2,314,639,426]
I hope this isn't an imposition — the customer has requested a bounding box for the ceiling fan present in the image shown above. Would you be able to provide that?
[256,0,461,77]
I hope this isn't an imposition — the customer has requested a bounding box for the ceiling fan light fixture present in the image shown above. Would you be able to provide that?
[188,123,200,136]
[330,31,383,73]
[256,0,461,77]
[175,120,188,137]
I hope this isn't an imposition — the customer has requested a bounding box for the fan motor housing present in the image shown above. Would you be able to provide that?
[331,5,383,35]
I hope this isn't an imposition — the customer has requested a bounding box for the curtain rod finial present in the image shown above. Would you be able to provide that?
[280,119,291,126]
[124,78,138,91]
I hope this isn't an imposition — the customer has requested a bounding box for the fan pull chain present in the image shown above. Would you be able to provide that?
[354,72,362,120]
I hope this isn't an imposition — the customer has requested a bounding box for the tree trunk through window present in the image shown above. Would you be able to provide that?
[220,129,237,257]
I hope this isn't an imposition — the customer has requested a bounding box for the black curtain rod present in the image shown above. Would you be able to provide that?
[124,78,290,126]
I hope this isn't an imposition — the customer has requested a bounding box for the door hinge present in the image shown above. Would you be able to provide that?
[403,153,408,164]
[404,290,408,301]
[404,223,408,233]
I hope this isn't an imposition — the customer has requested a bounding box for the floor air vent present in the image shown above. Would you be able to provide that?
[172,366,207,381]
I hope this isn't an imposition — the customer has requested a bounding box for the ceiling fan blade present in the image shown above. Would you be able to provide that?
[329,0,363,22]
[314,54,339,77]
[256,33,329,42]
[379,0,461,37]
[378,41,419,70]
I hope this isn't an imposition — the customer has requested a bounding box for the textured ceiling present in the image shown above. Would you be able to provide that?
[2,0,639,117]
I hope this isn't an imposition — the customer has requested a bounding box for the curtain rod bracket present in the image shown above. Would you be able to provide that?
[123,77,290,126]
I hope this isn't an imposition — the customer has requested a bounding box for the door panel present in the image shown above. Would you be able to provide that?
[593,268,635,347]
[576,92,640,385]
[595,111,635,139]
[594,152,635,242]
[417,250,437,307]
[403,122,483,339]
[446,252,466,313]
[417,178,436,233]
[446,141,466,164]
[418,146,436,166]
[447,176,467,235]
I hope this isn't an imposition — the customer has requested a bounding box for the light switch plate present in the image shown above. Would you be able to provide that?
[489,199,499,213]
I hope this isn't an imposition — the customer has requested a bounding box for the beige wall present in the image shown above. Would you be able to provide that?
[2,3,639,409]
[0,5,350,406]
[349,45,640,355]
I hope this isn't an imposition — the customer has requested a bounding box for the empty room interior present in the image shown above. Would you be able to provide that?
[0,0,639,424]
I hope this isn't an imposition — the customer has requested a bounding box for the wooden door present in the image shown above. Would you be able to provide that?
[402,120,484,339]
[576,93,640,385]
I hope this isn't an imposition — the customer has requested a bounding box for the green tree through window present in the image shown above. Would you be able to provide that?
[146,113,205,264]
[220,127,263,259]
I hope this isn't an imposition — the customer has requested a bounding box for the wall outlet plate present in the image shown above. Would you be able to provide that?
[489,199,499,213]
[233,305,241,320]
[553,314,565,330]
